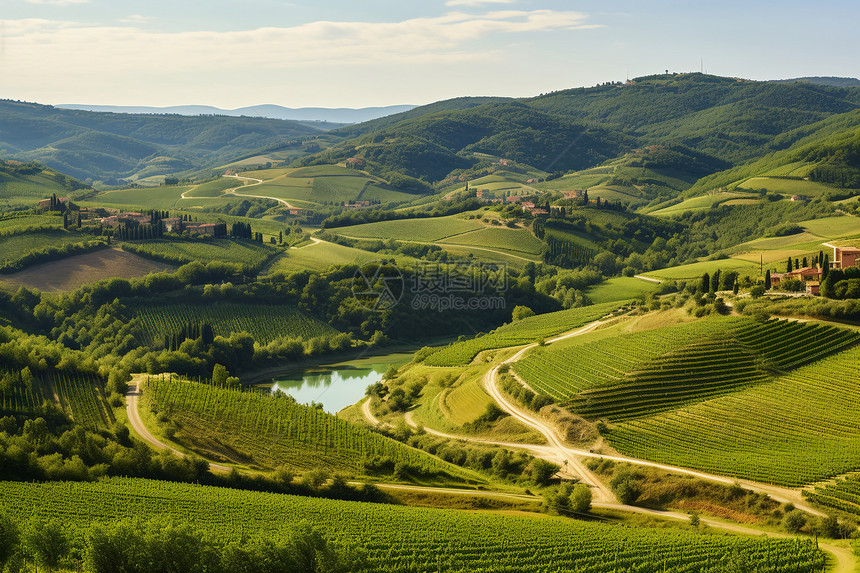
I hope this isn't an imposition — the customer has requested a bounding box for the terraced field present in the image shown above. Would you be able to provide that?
[805,474,860,517]
[608,346,860,486]
[132,302,338,345]
[0,478,827,573]
[423,301,626,367]
[143,376,478,480]
[515,317,859,420]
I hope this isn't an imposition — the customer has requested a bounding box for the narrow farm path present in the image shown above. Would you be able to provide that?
[125,374,231,473]
[484,321,829,517]
[222,174,296,208]
[633,274,662,284]
[290,236,323,250]
[179,174,296,209]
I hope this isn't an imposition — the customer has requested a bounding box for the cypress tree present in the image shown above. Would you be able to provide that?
[700,272,710,294]
[764,269,771,290]
[787,257,793,272]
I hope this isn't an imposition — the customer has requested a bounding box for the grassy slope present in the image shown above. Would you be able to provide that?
[143,376,483,484]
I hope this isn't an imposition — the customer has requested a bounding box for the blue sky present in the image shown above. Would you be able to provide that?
[1,0,858,108]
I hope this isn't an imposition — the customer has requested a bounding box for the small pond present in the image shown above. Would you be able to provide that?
[266,351,413,414]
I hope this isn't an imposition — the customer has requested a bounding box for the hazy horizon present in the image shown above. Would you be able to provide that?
[2,0,859,108]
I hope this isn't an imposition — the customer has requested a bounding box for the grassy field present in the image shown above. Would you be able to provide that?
[269,240,387,273]
[132,302,337,345]
[184,177,246,198]
[648,192,758,216]
[738,177,838,196]
[88,186,190,210]
[0,169,73,206]
[0,478,826,573]
[335,215,484,243]
[0,212,64,233]
[586,277,662,303]
[643,258,761,281]
[800,215,860,237]
[437,227,544,255]
[122,238,277,268]
[0,248,175,292]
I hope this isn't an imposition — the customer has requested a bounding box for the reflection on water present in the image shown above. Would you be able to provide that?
[270,364,388,414]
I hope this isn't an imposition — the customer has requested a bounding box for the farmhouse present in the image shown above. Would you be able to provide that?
[289,207,305,216]
[184,223,219,236]
[345,200,372,209]
[770,266,824,288]
[505,196,522,204]
[830,246,860,269]
[563,190,585,199]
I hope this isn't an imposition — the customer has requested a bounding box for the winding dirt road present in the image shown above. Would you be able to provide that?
[180,174,297,209]
[125,375,231,473]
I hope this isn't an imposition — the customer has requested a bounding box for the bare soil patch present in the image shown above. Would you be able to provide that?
[0,248,176,292]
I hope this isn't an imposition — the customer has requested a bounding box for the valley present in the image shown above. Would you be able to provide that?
[3,72,860,571]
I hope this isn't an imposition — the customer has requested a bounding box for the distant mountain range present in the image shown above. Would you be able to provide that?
[56,104,417,124]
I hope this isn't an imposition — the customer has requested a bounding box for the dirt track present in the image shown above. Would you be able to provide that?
[125,375,230,473]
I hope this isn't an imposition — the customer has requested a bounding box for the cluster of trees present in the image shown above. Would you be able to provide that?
[0,412,209,483]
[0,515,358,573]
[499,371,553,412]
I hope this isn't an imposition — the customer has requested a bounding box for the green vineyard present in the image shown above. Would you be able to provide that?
[567,340,771,421]
[142,376,478,481]
[47,371,112,429]
[515,317,859,410]
[121,238,276,269]
[0,477,827,573]
[131,302,338,345]
[423,301,626,367]
[607,345,860,486]
[804,474,860,517]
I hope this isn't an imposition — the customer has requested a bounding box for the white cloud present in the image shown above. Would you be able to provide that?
[0,10,597,106]
[119,15,152,25]
[446,0,515,6]
[25,0,89,5]
[1,10,593,69]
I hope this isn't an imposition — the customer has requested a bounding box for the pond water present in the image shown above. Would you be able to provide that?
[265,351,413,414]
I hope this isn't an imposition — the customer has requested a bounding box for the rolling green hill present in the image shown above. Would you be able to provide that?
[0,159,90,207]
[300,74,860,188]
[0,99,331,183]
